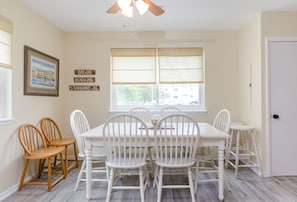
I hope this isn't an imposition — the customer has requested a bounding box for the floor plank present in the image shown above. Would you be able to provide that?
[3,162,297,202]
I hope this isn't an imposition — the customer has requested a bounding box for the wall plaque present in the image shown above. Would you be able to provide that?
[74,77,95,83]
[74,69,96,75]
[69,85,100,91]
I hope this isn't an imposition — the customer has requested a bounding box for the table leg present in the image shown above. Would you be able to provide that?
[218,145,225,201]
[85,148,92,200]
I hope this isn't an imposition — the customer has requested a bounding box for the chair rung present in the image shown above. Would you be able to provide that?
[199,170,218,174]
[162,185,190,189]
[198,178,218,183]
[112,186,141,190]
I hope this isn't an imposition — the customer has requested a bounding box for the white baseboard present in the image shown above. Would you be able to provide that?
[0,175,32,201]
[0,157,82,201]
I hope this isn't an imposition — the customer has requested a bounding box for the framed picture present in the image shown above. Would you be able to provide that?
[24,46,59,96]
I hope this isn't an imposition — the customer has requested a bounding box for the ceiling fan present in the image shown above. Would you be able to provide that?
[107,0,165,17]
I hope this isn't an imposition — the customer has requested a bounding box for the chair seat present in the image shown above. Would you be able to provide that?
[25,146,65,159]
[155,160,196,168]
[49,138,76,146]
[106,160,147,169]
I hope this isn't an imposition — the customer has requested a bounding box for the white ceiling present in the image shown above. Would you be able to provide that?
[20,0,297,32]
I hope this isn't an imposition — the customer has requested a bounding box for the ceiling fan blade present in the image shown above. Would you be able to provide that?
[106,2,120,13]
[144,0,165,16]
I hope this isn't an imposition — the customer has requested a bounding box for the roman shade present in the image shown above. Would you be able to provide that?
[0,15,12,69]
[111,48,156,84]
[158,48,204,84]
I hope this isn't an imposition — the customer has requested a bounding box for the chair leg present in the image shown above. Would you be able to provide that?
[148,147,154,176]
[73,142,79,168]
[145,164,150,187]
[54,156,57,167]
[38,159,45,178]
[157,167,163,202]
[194,160,199,193]
[47,157,52,192]
[188,167,196,202]
[18,159,29,191]
[153,165,159,188]
[139,168,145,202]
[106,167,114,202]
[74,160,86,191]
[64,145,69,177]
[59,153,66,179]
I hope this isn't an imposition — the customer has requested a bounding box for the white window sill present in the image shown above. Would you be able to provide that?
[0,117,16,125]
[109,108,208,113]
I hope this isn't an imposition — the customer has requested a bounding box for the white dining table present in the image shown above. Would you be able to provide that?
[81,122,229,201]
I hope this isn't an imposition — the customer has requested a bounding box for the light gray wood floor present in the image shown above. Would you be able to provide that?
[3,162,297,202]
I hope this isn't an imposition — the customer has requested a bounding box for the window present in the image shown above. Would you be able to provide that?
[0,15,13,123]
[110,48,205,111]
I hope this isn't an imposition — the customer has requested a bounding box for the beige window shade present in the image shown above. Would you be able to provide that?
[111,48,156,84]
[158,48,204,84]
[0,15,12,69]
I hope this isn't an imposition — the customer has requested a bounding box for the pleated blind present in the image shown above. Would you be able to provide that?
[0,15,13,69]
[158,48,204,84]
[111,48,156,84]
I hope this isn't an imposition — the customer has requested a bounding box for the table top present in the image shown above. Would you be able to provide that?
[82,122,230,139]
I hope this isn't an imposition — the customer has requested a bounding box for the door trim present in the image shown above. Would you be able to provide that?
[265,37,297,176]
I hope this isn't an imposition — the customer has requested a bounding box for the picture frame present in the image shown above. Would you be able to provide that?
[24,46,59,96]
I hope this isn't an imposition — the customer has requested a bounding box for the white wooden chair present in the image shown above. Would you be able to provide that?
[195,109,231,191]
[160,106,181,117]
[153,114,200,202]
[70,109,108,191]
[129,107,151,123]
[103,114,150,202]
[129,107,154,172]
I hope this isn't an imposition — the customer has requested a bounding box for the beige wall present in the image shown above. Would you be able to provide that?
[238,14,263,172]
[62,31,239,136]
[0,0,64,196]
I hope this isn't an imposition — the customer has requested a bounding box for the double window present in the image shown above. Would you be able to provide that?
[110,48,205,111]
[0,15,13,122]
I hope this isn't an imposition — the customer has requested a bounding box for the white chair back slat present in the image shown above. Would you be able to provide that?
[160,106,181,117]
[70,110,91,156]
[129,107,151,123]
[154,114,200,166]
[213,109,231,133]
[103,114,149,167]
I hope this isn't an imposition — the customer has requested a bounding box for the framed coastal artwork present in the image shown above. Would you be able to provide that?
[24,46,59,96]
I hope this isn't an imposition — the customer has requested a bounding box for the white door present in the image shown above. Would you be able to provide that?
[269,39,297,176]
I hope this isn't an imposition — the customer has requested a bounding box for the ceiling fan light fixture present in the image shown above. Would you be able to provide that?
[118,0,131,10]
[135,0,149,15]
[121,5,133,18]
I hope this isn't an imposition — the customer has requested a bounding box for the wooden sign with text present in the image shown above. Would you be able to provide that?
[74,77,95,83]
[74,69,96,75]
[69,85,100,91]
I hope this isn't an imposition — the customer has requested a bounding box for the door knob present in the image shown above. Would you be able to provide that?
[273,114,279,119]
